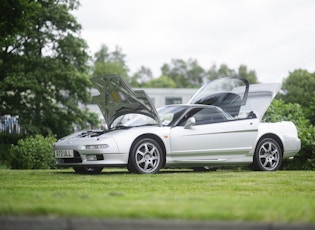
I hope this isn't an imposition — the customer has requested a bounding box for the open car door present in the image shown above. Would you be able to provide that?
[188,78,249,118]
[188,77,280,120]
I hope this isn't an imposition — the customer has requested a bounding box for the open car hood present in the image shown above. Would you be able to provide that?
[91,74,161,130]
[188,78,280,120]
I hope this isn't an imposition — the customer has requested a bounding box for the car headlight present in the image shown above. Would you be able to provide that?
[85,144,109,150]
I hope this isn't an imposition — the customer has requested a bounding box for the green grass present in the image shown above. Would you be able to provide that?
[0,168,314,223]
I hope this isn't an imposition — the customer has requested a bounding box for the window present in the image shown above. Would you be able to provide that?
[178,107,228,126]
[193,108,226,125]
[165,97,182,105]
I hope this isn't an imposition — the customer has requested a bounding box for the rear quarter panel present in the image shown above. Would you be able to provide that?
[252,121,301,158]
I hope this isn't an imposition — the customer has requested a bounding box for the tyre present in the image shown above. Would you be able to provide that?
[252,138,282,171]
[73,166,103,174]
[128,138,163,174]
[126,164,137,174]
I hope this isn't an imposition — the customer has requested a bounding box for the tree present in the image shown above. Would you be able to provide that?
[279,69,315,124]
[0,0,97,138]
[93,61,127,78]
[207,64,258,84]
[143,75,177,88]
[237,65,258,84]
[130,66,153,87]
[92,44,129,79]
[161,58,205,88]
[94,44,110,63]
[160,60,258,89]
[207,64,235,81]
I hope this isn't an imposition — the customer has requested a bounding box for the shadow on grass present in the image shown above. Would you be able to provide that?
[53,168,195,175]
[52,166,249,176]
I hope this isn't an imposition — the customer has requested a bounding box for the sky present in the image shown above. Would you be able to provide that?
[73,0,315,83]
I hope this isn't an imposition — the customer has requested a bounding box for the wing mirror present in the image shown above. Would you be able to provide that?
[184,117,196,129]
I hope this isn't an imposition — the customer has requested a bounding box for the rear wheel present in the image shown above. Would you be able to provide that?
[73,166,103,174]
[128,138,163,174]
[252,138,282,171]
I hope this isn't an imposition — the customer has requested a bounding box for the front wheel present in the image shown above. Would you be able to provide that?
[252,138,282,171]
[128,138,163,174]
[73,166,103,174]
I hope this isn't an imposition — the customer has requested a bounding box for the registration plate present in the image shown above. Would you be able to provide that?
[55,150,74,158]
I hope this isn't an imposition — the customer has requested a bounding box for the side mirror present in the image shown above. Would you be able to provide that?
[184,117,196,129]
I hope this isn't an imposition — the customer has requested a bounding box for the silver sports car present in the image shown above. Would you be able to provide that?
[53,75,301,174]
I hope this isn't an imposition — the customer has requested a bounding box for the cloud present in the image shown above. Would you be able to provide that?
[74,0,315,83]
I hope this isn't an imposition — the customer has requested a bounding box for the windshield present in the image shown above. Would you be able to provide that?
[111,105,188,129]
[157,105,188,126]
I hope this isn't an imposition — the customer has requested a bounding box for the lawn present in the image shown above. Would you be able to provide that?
[0,168,314,223]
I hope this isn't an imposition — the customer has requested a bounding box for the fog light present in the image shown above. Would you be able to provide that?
[86,155,97,161]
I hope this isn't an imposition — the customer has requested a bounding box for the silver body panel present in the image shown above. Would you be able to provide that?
[54,119,300,168]
[53,75,301,171]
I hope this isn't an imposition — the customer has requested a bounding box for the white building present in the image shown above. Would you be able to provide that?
[138,88,197,108]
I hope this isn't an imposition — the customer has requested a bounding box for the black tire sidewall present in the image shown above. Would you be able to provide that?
[129,138,163,174]
[253,138,282,171]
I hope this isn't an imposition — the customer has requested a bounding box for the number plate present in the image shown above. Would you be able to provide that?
[55,150,74,158]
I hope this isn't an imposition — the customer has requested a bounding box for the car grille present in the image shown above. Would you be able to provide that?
[96,154,104,160]
[62,151,82,163]
[57,152,105,164]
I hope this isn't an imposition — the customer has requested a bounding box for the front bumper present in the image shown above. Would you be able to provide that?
[53,137,128,167]
[55,150,129,167]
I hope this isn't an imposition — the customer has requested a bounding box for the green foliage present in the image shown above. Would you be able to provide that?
[237,65,258,84]
[130,66,153,87]
[161,58,205,88]
[8,135,57,169]
[0,0,94,138]
[207,64,258,83]
[293,125,315,170]
[159,60,258,88]
[0,133,23,167]
[263,99,315,170]
[0,0,37,48]
[143,75,177,88]
[279,69,315,124]
[92,43,258,88]
[92,44,129,79]
[93,61,128,78]
[263,99,309,127]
